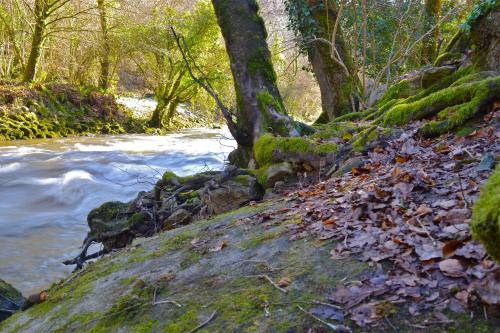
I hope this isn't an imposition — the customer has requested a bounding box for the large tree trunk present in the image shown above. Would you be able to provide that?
[436,3,499,71]
[23,0,47,82]
[97,0,111,90]
[297,0,357,123]
[421,0,442,65]
[211,0,299,166]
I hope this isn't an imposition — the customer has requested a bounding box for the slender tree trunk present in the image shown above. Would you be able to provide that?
[300,0,357,123]
[97,0,111,90]
[23,0,47,82]
[422,0,442,64]
[211,0,298,165]
[164,100,179,126]
[150,97,169,128]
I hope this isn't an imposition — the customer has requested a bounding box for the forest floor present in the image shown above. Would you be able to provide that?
[1,109,499,332]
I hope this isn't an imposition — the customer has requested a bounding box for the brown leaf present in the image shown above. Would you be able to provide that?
[433,199,457,210]
[415,204,432,216]
[395,155,410,163]
[209,240,228,252]
[277,277,292,288]
[442,240,464,258]
[439,259,464,277]
[352,167,371,176]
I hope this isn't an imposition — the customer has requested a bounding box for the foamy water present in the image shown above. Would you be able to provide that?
[0,129,235,295]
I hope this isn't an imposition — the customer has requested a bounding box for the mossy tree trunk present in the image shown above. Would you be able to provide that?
[295,0,357,124]
[23,0,48,82]
[212,0,300,166]
[436,3,499,71]
[97,0,111,91]
[421,0,442,65]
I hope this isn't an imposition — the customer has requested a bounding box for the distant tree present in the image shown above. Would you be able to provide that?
[422,0,442,64]
[285,0,358,123]
[97,0,111,90]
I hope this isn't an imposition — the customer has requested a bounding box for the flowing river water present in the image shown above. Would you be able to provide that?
[0,129,235,295]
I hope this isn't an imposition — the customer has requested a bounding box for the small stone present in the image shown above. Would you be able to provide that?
[329,157,365,178]
[476,153,496,172]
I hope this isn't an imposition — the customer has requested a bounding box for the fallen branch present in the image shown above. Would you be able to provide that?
[152,287,182,308]
[297,305,351,332]
[246,274,287,293]
[187,310,217,333]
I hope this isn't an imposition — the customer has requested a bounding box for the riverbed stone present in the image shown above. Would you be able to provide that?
[0,279,25,323]
[265,162,294,188]
[328,156,366,178]
[203,175,263,215]
[164,208,192,229]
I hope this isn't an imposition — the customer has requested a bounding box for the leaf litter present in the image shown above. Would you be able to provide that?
[250,113,500,328]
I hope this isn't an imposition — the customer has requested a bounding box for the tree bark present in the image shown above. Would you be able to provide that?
[421,0,442,64]
[23,0,47,82]
[211,0,299,165]
[97,0,111,90]
[299,0,357,123]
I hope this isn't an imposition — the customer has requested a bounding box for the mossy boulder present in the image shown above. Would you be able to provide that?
[0,279,25,323]
[87,201,151,250]
[471,166,500,262]
[253,134,338,169]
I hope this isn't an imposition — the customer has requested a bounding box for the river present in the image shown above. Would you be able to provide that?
[0,129,235,295]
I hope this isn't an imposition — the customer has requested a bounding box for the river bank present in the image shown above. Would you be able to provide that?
[1,115,498,331]
[0,82,215,142]
[0,130,235,296]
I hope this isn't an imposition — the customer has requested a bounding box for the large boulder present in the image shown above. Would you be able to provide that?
[0,279,25,323]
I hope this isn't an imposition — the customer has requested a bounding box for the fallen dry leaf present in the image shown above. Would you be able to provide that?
[277,277,292,288]
[439,259,464,277]
[209,240,228,252]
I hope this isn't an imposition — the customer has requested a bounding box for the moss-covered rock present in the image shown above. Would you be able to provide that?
[253,133,338,167]
[0,279,26,323]
[471,166,500,262]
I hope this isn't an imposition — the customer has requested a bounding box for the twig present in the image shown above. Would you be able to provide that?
[0,308,16,314]
[311,300,343,310]
[457,173,470,209]
[246,274,287,293]
[297,305,351,332]
[152,287,182,308]
[186,310,217,333]
[416,217,436,245]
[153,299,182,307]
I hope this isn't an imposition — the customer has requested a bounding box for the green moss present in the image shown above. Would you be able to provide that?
[247,48,277,82]
[314,142,338,154]
[120,275,138,286]
[242,230,283,249]
[145,230,194,259]
[377,80,414,107]
[162,171,178,183]
[384,76,500,135]
[311,121,361,140]
[180,250,203,269]
[254,134,315,166]
[471,166,500,262]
